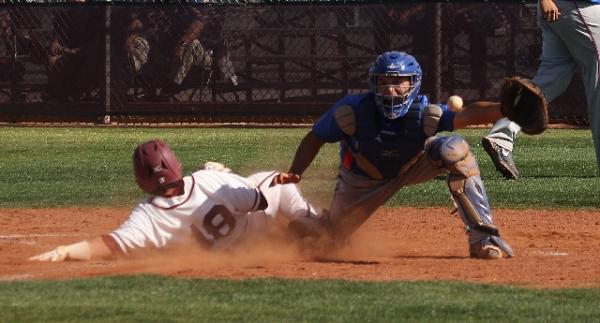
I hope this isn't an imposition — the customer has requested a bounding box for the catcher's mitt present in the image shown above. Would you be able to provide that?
[500,76,548,135]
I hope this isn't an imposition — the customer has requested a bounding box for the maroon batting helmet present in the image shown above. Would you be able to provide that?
[133,139,183,194]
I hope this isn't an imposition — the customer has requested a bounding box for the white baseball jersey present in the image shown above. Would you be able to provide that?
[110,170,318,254]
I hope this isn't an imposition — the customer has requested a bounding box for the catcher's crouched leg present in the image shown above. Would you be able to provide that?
[431,135,514,259]
[287,212,338,255]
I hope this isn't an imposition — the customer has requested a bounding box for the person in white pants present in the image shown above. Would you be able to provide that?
[483,0,600,179]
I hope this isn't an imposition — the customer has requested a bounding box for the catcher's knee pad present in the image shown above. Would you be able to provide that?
[430,135,480,177]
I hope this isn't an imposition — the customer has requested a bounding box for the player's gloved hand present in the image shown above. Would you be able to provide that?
[29,246,68,262]
[270,172,301,187]
[500,76,548,135]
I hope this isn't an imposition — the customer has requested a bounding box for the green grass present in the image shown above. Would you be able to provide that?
[1,127,598,209]
[3,127,600,321]
[2,276,600,322]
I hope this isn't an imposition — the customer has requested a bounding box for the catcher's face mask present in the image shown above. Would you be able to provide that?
[374,74,414,109]
[369,51,422,119]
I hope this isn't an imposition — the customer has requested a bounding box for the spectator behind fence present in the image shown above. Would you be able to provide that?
[0,8,45,102]
[45,6,104,102]
[125,6,237,101]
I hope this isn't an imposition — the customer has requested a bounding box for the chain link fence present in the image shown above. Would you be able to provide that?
[0,2,589,125]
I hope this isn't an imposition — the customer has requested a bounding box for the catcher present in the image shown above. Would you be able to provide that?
[273,51,546,259]
[29,140,320,262]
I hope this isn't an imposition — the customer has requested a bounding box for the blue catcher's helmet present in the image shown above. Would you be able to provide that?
[369,51,422,119]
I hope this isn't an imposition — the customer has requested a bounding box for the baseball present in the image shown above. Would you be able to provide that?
[447,95,463,112]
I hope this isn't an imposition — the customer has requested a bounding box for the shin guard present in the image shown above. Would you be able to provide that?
[432,136,514,257]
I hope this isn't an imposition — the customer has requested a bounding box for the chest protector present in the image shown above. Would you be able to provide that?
[335,94,441,179]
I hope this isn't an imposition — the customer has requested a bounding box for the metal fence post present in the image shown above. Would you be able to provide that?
[433,3,442,103]
[104,5,111,123]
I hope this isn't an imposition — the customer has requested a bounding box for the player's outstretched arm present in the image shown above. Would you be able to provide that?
[272,130,325,186]
[29,235,117,262]
[453,101,503,130]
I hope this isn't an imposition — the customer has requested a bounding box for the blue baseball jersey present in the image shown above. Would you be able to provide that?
[313,93,455,179]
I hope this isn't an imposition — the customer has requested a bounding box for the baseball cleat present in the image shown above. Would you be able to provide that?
[469,236,514,259]
[481,137,519,180]
[469,238,503,259]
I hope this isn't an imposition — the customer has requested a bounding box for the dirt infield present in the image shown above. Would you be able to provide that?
[2,207,600,288]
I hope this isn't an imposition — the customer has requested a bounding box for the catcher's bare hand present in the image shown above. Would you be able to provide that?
[29,246,67,262]
[270,172,301,187]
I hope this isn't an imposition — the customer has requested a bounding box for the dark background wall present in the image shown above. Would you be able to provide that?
[0,2,587,125]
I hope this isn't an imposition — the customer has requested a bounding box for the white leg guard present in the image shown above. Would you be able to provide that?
[430,135,514,258]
